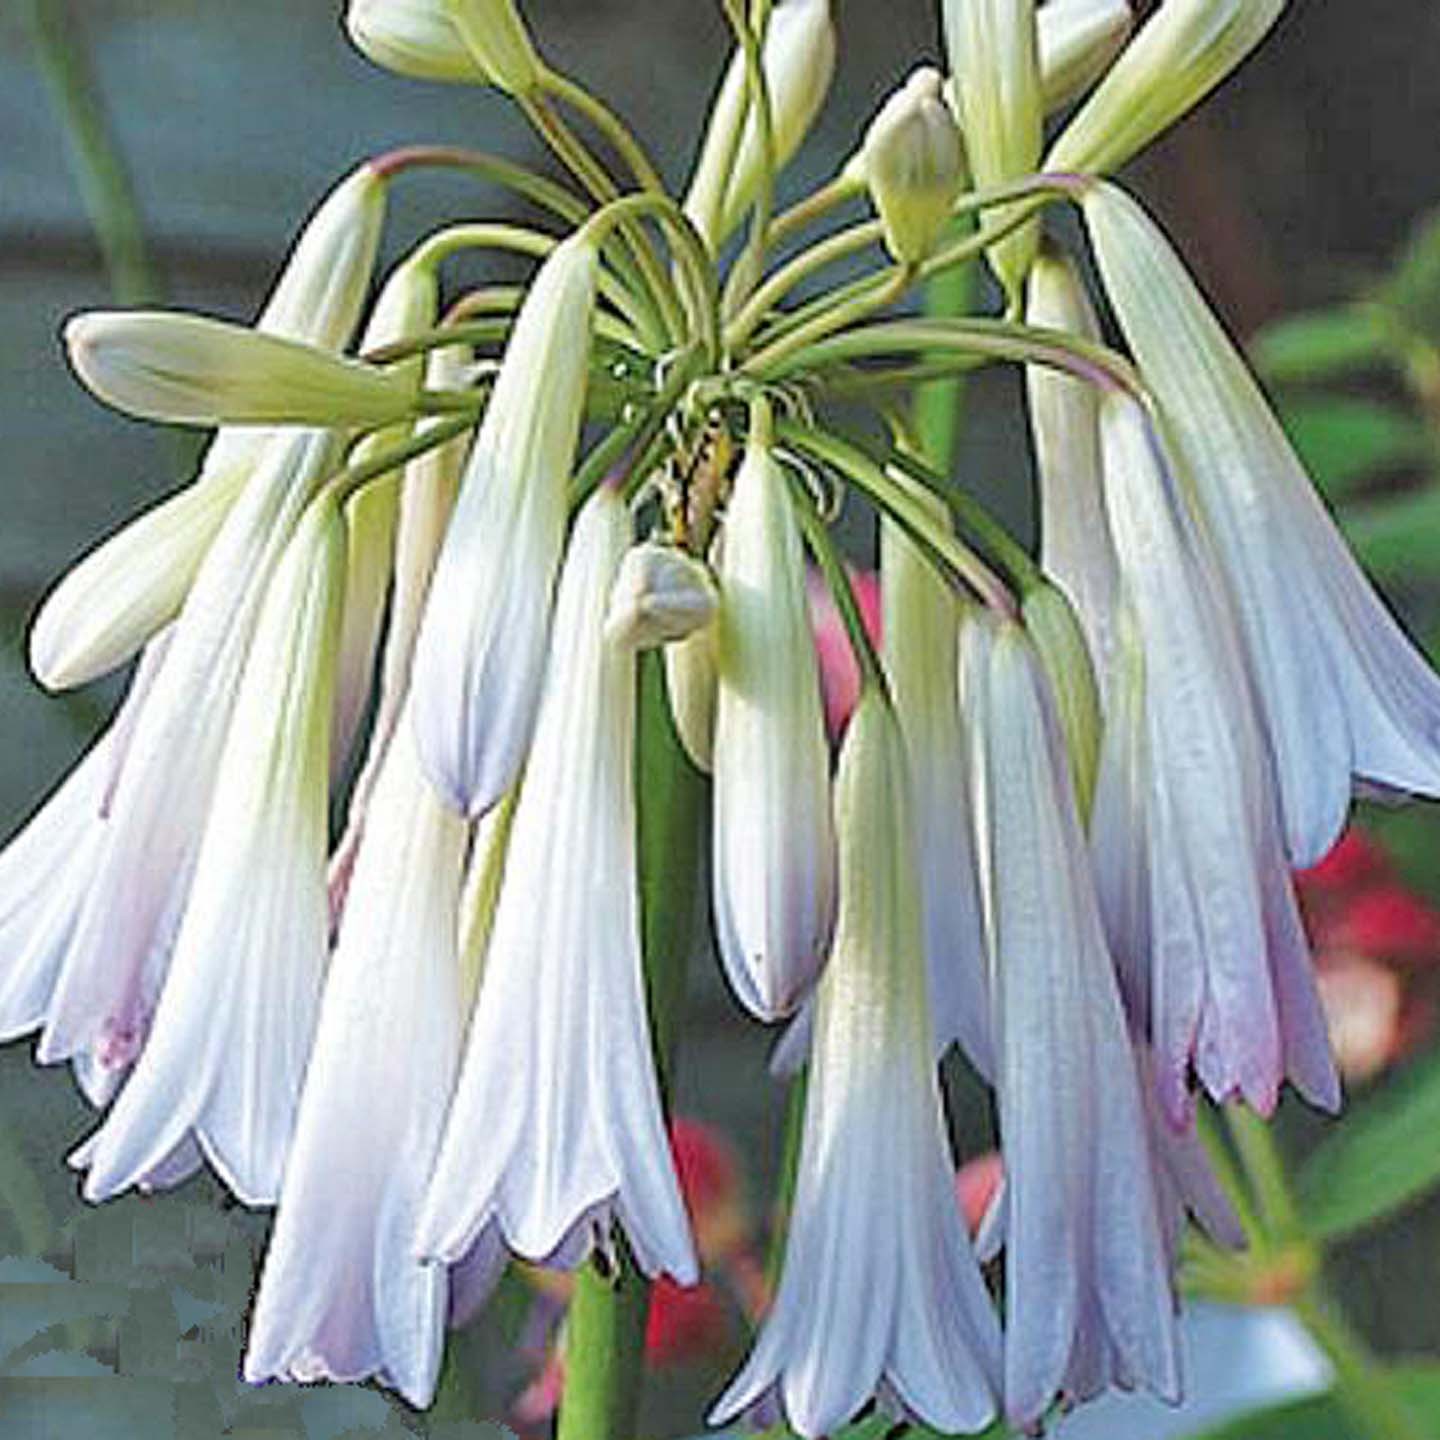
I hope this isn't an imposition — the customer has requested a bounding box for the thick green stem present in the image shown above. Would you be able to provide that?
[555,655,709,1440]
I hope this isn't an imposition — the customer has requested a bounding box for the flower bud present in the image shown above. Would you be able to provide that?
[1047,0,1286,176]
[345,0,479,83]
[1021,580,1102,820]
[664,624,719,774]
[605,542,719,651]
[862,68,966,265]
[64,312,418,428]
[945,0,1044,300]
[444,0,543,96]
[684,0,836,250]
[1037,0,1132,112]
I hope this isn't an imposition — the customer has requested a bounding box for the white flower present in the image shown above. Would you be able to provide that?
[1084,180,1440,868]
[963,613,1179,1427]
[330,343,469,915]
[711,690,1000,1439]
[945,0,1044,298]
[684,0,836,249]
[1048,0,1287,175]
[74,489,346,1205]
[32,166,386,692]
[880,498,990,1074]
[664,621,719,774]
[1025,245,1119,678]
[415,486,695,1287]
[346,0,479,83]
[64,311,417,429]
[1037,0,1133,112]
[712,423,836,1020]
[244,712,499,1405]
[604,541,718,650]
[1089,393,1339,1120]
[862,68,966,266]
[36,428,339,1077]
[410,231,599,817]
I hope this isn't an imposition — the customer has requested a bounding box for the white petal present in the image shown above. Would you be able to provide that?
[410,236,598,816]
[417,488,695,1286]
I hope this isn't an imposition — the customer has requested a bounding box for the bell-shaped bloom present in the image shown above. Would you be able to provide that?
[1048,0,1286,176]
[604,541,719,650]
[1089,394,1339,1122]
[37,427,338,1076]
[962,614,1179,1427]
[1025,245,1118,677]
[944,0,1043,298]
[331,345,469,915]
[74,490,346,1205]
[711,691,1001,1439]
[64,312,417,429]
[862,68,966,266]
[1084,181,1440,868]
[330,263,439,777]
[244,712,498,1405]
[1037,0,1133,113]
[346,0,480,82]
[410,231,598,817]
[684,0,836,249]
[880,501,990,1074]
[712,425,836,1019]
[32,166,386,691]
[444,0,544,96]
[416,487,696,1289]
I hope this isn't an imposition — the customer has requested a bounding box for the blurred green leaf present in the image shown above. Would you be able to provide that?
[1296,1047,1440,1243]
[1253,305,1397,385]
[1177,1365,1440,1439]
[1342,488,1440,585]
[1278,397,1428,499]
[1383,211,1440,346]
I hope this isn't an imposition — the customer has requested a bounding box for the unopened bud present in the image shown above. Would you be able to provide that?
[1037,0,1132,113]
[444,0,543,96]
[345,0,479,84]
[605,542,719,651]
[862,68,965,265]
[1048,0,1286,176]
[1022,581,1102,820]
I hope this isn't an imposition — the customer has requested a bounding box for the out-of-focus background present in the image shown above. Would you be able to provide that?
[4,2,1440,1437]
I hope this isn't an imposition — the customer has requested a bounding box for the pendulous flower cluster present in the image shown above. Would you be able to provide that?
[4,0,1435,1434]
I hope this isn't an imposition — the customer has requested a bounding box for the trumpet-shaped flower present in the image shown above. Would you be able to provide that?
[245,712,498,1405]
[1037,0,1133,112]
[346,0,479,83]
[37,427,339,1076]
[1048,0,1286,176]
[963,614,1179,1427]
[712,423,836,1019]
[1085,181,1440,868]
[1089,393,1339,1121]
[604,541,719,650]
[880,501,990,1074]
[945,0,1044,297]
[711,690,1001,1439]
[331,344,469,913]
[74,489,346,1205]
[1025,245,1118,677]
[684,0,836,249]
[862,68,966,266]
[64,311,418,429]
[410,231,598,817]
[32,166,385,691]
[416,487,695,1288]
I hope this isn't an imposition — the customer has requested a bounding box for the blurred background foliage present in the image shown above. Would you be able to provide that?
[4,1,1440,1437]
